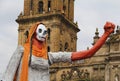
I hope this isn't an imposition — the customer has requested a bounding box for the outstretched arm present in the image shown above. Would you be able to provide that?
[71,22,115,61]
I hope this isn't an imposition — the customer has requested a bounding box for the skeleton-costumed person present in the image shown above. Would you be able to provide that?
[2,22,115,81]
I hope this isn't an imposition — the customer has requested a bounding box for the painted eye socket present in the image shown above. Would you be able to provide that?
[44,30,47,34]
[43,30,47,35]
[39,29,42,33]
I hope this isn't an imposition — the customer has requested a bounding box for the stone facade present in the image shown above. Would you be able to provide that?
[81,27,120,81]
[49,27,120,81]
[16,0,120,81]
[16,0,79,52]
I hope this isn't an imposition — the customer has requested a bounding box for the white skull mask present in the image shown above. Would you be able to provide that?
[36,24,47,41]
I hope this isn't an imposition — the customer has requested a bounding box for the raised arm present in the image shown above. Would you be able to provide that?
[71,22,115,61]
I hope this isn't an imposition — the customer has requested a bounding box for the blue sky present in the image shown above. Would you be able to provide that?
[0,0,120,74]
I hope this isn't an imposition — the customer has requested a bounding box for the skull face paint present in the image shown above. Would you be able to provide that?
[36,24,47,41]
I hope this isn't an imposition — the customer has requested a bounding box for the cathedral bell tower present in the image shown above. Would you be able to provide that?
[16,0,80,52]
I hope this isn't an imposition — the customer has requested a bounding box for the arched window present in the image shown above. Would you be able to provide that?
[47,46,50,52]
[115,74,119,81]
[64,42,69,51]
[24,31,29,43]
[59,41,63,51]
[68,0,70,17]
[62,0,66,13]
[63,5,66,12]
[25,31,29,38]
[30,0,33,10]
[48,28,51,40]
[38,1,43,13]
[48,0,51,12]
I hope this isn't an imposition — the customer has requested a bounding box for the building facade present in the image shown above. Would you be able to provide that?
[16,0,120,81]
[76,27,120,81]
[50,27,120,81]
[16,0,79,52]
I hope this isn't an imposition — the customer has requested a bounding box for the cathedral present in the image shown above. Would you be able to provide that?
[16,0,120,81]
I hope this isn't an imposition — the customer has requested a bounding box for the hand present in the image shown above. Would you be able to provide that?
[104,22,115,34]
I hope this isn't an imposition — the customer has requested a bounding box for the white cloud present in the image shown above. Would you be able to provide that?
[0,24,18,73]
[0,0,23,73]
[75,0,120,50]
